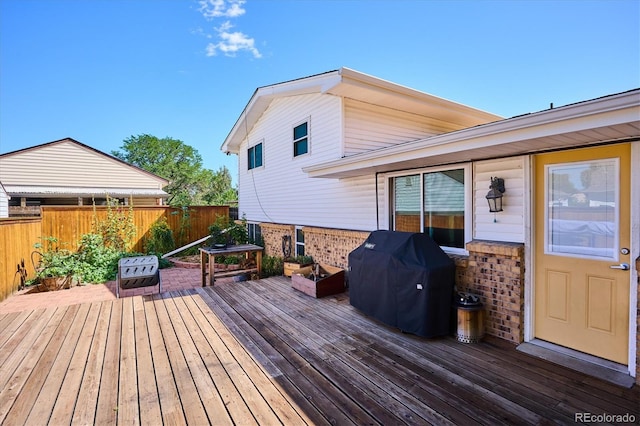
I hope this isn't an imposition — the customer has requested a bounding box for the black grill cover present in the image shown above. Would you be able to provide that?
[348,230,455,338]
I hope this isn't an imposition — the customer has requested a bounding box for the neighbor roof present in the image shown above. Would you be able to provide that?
[0,137,169,186]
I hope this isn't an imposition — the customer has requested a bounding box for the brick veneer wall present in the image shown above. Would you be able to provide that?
[260,223,295,258]
[259,222,369,268]
[303,227,369,269]
[453,240,526,344]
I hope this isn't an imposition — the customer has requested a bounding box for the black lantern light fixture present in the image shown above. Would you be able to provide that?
[486,177,505,214]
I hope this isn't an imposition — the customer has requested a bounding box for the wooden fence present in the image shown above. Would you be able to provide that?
[0,205,229,302]
[0,218,42,302]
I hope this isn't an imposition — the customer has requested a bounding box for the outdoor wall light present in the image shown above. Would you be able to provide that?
[486,177,505,214]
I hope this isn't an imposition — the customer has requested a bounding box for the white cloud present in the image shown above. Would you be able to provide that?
[196,1,261,59]
[205,21,262,58]
[198,0,246,19]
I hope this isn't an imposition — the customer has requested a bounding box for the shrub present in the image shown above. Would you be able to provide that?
[224,255,240,265]
[146,217,175,256]
[33,237,78,280]
[209,215,248,246]
[262,255,283,277]
[92,196,136,252]
[285,255,313,265]
[75,233,120,283]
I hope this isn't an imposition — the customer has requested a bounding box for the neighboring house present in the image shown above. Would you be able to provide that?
[0,181,10,218]
[221,67,640,384]
[0,138,169,216]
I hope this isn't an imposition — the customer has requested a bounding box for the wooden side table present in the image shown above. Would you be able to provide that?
[199,244,263,286]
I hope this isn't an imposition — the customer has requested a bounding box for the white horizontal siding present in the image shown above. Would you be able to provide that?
[344,99,464,156]
[237,93,380,231]
[0,141,165,189]
[0,190,9,218]
[473,157,527,243]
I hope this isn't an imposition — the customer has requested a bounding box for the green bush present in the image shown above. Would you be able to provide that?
[224,255,240,265]
[146,217,175,256]
[33,237,79,280]
[209,215,248,246]
[75,233,121,283]
[286,255,313,265]
[262,255,283,277]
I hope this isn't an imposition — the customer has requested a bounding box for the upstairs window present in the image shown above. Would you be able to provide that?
[248,142,263,170]
[293,122,308,157]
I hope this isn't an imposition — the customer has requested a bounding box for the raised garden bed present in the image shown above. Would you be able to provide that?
[291,263,346,298]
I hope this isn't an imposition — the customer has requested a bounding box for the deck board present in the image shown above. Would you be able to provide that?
[49,302,102,425]
[1,275,638,425]
[132,296,163,426]
[71,300,111,425]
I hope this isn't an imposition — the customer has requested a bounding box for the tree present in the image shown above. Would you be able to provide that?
[112,134,237,206]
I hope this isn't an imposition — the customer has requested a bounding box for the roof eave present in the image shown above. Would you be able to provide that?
[303,89,640,179]
[221,70,343,154]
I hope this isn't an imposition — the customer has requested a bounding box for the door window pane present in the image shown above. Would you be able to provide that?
[546,159,617,259]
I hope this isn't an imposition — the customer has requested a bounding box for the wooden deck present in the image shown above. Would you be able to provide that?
[1,276,638,425]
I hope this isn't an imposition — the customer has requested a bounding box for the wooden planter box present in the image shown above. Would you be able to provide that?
[291,264,345,298]
[283,261,312,277]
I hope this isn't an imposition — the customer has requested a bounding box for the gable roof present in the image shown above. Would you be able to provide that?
[0,138,169,198]
[304,88,640,178]
[221,67,503,154]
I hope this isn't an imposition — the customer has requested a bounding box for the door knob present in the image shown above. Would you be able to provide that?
[610,263,630,270]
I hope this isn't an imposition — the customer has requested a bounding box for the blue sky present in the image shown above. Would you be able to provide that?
[1,0,638,183]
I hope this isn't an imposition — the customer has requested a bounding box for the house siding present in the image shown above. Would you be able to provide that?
[238,94,379,231]
[0,140,166,189]
[0,186,9,218]
[343,99,460,156]
[473,157,527,243]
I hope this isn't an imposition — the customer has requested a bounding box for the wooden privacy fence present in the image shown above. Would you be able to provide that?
[0,218,42,302]
[0,205,229,302]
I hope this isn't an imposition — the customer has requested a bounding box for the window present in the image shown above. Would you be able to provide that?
[391,166,469,250]
[545,159,618,260]
[247,223,262,245]
[295,227,305,256]
[247,142,263,170]
[293,122,308,157]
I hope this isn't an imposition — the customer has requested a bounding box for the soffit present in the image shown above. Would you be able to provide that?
[4,185,169,198]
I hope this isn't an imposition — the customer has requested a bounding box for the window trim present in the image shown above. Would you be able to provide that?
[247,140,264,171]
[292,119,310,158]
[387,164,472,255]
